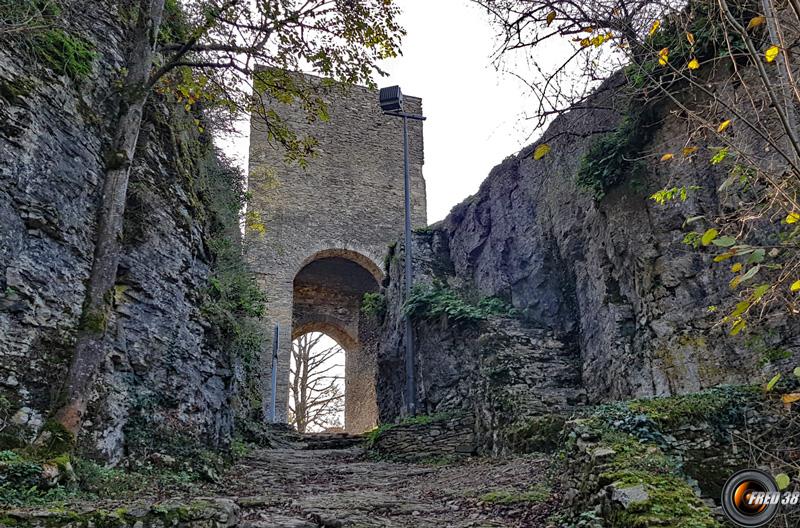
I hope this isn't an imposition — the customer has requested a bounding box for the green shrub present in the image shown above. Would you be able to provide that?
[73,458,143,497]
[576,108,655,199]
[0,1,95,80]
[31,29,95,79]
[403,282,517,324]
[196,154,266,416]
[361,292,386,318]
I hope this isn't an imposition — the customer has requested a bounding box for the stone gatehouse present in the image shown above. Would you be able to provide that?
[246,74,426,431]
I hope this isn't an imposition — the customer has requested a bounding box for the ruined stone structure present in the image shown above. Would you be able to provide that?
[246,75,426,431]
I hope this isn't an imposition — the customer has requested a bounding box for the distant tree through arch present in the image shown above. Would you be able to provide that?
[289,332,345,433]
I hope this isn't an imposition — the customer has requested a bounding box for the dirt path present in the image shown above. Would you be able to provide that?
[220,442,560,527]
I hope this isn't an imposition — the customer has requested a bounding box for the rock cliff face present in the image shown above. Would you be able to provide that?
[0,5,242,462]
[377,76,800,448]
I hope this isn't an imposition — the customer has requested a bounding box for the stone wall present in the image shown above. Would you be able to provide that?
[0,5,242,461]
[246,74,426,424]
[369,413,476,462]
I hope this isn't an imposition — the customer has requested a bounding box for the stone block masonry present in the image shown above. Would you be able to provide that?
[370,413,476,462]
[246,72,426,429]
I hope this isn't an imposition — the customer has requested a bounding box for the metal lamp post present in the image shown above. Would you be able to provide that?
[378,85,425,417]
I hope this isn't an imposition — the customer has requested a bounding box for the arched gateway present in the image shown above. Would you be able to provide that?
[245,73,426,431]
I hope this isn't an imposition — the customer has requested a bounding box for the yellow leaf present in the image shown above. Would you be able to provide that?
[649,20,661,37]
[533,143,551,160]
[731,300,750,318]
[747,16,766,30]
[718,119,732,133]
[688,58,700,70]
[791,279,800,292]
[782,393,800,404]
[682,146,698,157]
[766,373,781,391]
[731,263,743,272]
[580,38,590,47]
[730,319,746,336]
[701,228,718,246]
[686,32,695,45]
[658,47,669,66]
[765,45,780,62]
[546,11,556,26]
[786,211,800,224]
[660,153,674,161]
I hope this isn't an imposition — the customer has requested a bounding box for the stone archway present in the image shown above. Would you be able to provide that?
[291,250,381,433]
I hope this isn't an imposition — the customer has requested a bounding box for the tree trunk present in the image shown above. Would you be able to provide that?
[50,0,165,440]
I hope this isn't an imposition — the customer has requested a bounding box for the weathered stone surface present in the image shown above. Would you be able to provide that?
[377,239,586,453]
[0,5,236,461]
[611,484,649,508]
[370,414,476,462]
[224,444,556,527]
[246,74,427,426]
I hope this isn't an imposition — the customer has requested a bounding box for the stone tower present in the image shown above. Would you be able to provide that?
[246,74,426,432]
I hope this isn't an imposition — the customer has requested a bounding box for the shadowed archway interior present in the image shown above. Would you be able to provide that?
[292,254,380,433]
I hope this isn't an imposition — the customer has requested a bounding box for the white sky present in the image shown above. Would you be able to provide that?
[220,0,542,223]
[376,0,538,222]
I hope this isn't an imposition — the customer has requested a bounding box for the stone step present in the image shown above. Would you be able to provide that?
[300,432,365,450]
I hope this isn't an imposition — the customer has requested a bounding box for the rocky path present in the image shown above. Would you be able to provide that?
[2,434,561,527]
[221,434,560,527]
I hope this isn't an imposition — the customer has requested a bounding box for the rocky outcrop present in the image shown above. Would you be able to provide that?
[377,76,799,442]
[0,5,246,462]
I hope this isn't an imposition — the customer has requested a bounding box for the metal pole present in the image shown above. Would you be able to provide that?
[402,115,417,416]
[269,323,279,423]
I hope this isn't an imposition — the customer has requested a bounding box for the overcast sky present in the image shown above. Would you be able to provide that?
[221,0,540,223]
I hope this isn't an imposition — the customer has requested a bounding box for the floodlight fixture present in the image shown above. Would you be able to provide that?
[379,85,404,113]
